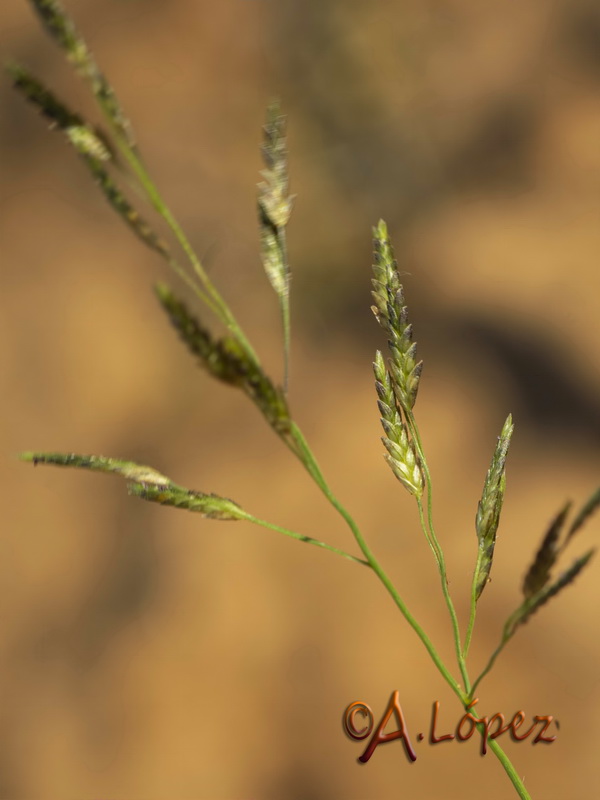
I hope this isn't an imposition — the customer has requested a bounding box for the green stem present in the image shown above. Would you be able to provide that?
[416,499,471,694]
[241,512,369,566]
[285,422,461,695]
[487,738,531,800]
[470,622,517,699]
[407,411,470,693]
[276,226,291,394]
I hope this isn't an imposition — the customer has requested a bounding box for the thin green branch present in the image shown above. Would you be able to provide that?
[241,513,369,566]
[407,411,470,692]
[284,422,463,699]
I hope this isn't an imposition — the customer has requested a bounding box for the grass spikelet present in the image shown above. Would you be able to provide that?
[566,487,600,544]
[28,0,135,146]
[473,414,514,600]
[127,483,247,520]
[20,450,170,484]
[155,284,291,434]
[258,102,294,390]
[8,63,170,258]
[472,491,598,696]
[507,550,595,637]
[373,350,423,497]
[522,501,571,598]
[20,451,246,520]
[155,283,244,384]
[371,220,422,414]
[8,62,112,161]
[81,155,171,257]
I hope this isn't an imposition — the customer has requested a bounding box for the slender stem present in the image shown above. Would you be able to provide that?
[406,411,444,566]
[470,624,517,699]
[285,422,461,696]
[164,254,220,316]
[406,411,470,693]
[241,512,369,566]
[487,738,531,800]
[416,499,471,694]
[276,226,291,394]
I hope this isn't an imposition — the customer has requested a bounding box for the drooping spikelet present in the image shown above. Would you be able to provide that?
[20,451,248,521]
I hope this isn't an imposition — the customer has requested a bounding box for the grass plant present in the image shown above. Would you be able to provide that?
[10,2,599,797]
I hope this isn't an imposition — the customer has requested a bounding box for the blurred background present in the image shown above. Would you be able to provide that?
[1,0,599,797]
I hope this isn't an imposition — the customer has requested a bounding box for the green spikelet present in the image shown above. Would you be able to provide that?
[373,350,423,497]
[28,0,135,146]
[522,502,571,598]
[155,284,291,434]
[371,220,422,414]
[9,63,170,258]
[20,451,247,521]
[473,414,514,600]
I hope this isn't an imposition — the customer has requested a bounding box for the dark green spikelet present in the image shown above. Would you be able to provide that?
[522,501,571,598]
[9,61,82,128]
[155,283,245,385]
[373,350,423,497]
[565,487,600,544]
[371,220,422,413]
[505,550,595,638]
[473,414,514,600]
[128,482,246,520]
[82,156,170,257]
[28,0,134,146]
[8,64,168,258]
[7,63,112,161]
[501,490,599,639]
[523,488,600,598]
[155,284,291,434]
[20,451,247,521]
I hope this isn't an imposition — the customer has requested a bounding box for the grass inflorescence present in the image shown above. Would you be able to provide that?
[11,2,599,798]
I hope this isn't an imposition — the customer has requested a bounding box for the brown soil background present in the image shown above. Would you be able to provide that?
[1,1,599,798]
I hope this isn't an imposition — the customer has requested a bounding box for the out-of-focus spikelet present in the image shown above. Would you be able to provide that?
[29,0,135,146]
[522,502,571,598]
[473,415,513,600]
[155,284,291,434]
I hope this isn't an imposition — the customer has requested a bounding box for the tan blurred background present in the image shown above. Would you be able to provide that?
[1,1,600,798]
